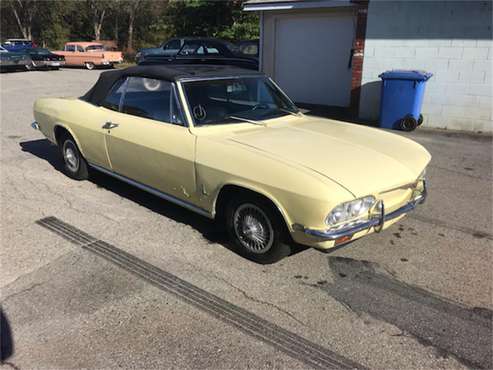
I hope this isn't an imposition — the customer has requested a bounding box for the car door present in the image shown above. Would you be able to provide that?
[104,76,197,202]
[74,78,127,169]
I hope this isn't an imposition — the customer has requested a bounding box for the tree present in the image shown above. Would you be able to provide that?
[8,0,39,40]
[166,0,258,40]
[86,0,110,40]
[123,0,141,51]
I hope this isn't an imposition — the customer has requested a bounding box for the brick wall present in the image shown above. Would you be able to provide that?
[359,1,492,132]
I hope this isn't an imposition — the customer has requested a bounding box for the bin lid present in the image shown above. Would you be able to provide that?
[379,70,433,81]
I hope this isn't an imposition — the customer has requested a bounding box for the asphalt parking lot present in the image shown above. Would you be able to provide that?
[1,68,492,369]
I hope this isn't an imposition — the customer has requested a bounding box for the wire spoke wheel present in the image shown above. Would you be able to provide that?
[63,140,79,173]
[233,203,274,254]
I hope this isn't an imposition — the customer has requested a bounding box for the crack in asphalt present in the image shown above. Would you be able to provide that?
[206,271,308,328]
[1,253,81,294]
[313,256,493,369]
[1,283,44,304]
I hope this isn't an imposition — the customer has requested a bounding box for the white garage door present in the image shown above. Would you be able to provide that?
[273,13,355,107]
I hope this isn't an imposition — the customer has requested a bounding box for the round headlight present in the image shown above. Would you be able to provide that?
[326,196,376,226]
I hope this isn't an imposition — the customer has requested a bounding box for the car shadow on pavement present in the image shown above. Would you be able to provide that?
[20,139,309,259]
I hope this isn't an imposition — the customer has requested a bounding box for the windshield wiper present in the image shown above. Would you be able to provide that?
[279,108,301,117]
[227,116,266,126]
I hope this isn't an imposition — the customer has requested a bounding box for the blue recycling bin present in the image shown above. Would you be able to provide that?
[379,70,433,131]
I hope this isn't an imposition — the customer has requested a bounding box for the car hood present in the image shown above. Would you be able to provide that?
[228,117,431,197]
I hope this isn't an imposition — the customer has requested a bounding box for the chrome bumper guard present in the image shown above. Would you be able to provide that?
[305,181,427,241]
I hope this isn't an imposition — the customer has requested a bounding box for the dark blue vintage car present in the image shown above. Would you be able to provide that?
[135,37,258,70]
[1,39,36,52]
[23,48,65,70]
[0,46,31,71]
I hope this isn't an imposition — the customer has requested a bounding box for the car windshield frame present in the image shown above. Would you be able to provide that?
[179,76,299,127]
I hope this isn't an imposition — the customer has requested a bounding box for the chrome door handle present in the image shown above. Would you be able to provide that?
[102,121,119,129]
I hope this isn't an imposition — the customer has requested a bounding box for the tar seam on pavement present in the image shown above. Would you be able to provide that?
[36,216,366,370]
[318,257,493,369]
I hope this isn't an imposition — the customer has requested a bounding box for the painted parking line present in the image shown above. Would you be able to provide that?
[36,216,365,370]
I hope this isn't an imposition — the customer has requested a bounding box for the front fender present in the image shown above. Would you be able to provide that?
[211,180,294,231]
[195,137,354,232]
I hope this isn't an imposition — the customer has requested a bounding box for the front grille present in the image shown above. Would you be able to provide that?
[379,185,415,213]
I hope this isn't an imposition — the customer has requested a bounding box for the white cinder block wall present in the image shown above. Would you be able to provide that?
[359,1,492,132]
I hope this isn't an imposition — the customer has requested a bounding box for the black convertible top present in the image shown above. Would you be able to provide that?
[81,64,263,106]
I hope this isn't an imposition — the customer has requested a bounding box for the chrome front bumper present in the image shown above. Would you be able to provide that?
[33,60,65,68]
[304,181,427,241]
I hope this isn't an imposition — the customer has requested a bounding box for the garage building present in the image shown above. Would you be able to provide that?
[244,0,492,132]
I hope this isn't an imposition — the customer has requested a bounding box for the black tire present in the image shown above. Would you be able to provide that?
[417,113,424,126]
[225,194,291,264]
[58,133,89,180]
[84,62,95,70]
[399,116,418,131]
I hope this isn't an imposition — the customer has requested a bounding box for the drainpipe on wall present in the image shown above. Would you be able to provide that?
[259,11,264,72]
[350,0,369,117]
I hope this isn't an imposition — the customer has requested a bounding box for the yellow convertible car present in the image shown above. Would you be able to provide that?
[32,65,430,263]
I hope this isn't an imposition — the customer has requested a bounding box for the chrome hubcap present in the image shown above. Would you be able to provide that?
[233,204,274,254]
[63,141,79,172]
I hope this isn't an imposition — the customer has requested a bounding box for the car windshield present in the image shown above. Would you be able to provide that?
[182,77,299,126]
[86,45,104,52]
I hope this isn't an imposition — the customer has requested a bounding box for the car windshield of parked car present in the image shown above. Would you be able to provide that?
[182,77,299,126]
[86,45,104,52]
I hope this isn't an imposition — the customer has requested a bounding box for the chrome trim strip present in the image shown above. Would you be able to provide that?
[178,74,263,83]
[88,163,213,219]
[304,182,427,241]
[31,121,39,130]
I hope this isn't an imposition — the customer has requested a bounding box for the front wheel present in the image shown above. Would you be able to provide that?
[84,62,95,70]
[59,133,89,180]
[225,195,291,264]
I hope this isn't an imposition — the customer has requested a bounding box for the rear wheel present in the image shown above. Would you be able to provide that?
[225,194,290,264]
[59,133,89,180]
[84,62,95,70]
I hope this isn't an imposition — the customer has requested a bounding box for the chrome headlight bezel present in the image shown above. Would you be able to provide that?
[325,196,376,228]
